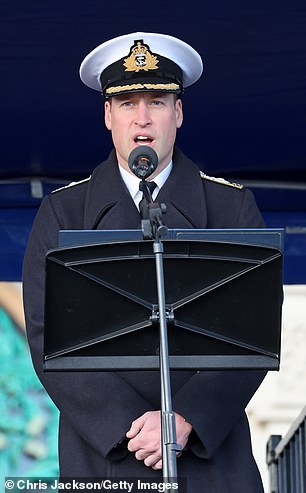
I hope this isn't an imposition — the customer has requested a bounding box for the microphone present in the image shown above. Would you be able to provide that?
[128,146,158,179]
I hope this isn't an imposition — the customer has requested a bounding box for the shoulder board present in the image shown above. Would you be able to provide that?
[200,171,244,190]
[51,176,91,194]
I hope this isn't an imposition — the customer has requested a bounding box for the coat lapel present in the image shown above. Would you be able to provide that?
[157,148,208,229]
[84,151,141,230]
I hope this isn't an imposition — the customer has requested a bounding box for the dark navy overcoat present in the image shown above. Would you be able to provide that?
[23,148,266,492]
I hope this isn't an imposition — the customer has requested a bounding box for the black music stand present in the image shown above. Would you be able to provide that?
[44,229,283,372]
[44,228,283,485]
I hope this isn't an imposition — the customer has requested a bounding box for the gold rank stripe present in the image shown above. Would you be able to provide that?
[200,171,244,189]
[106,82,180,95]
[52,176,91,193]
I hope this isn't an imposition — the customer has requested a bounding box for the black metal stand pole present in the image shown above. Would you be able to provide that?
[153,239,181,483]
[140,181,181,487]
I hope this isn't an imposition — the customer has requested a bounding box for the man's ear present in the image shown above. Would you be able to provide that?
[104,100,112,130]
[176,98,183,129]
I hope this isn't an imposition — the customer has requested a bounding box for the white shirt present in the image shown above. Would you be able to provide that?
[118,161,173,210]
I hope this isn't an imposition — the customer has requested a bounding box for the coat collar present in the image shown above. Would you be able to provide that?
[84,148,207,230]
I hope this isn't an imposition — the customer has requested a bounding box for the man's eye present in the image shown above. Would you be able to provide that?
[121,101,134,107]
[150,100,163,106]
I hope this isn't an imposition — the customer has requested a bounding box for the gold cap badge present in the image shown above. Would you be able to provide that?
[123,40,159,72]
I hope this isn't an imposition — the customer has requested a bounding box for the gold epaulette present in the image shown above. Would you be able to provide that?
[51,176,91,194]
[200,171,244,190]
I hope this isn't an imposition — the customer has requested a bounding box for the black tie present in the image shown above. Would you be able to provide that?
[139,181,157,219]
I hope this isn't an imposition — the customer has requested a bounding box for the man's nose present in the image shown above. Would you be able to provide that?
[134,102,151,126]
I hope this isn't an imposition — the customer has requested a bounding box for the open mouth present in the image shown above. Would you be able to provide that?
[134,136,154,145]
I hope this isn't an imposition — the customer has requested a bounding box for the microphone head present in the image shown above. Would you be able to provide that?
[128,146,158,179]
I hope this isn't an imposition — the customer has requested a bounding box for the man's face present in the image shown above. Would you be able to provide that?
[104,92,183,177]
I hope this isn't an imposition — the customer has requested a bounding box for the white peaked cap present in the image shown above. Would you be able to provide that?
[80,31,203,95]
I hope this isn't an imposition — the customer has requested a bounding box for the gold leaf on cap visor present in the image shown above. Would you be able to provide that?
[105,82,180,95]
[123,40,159,72]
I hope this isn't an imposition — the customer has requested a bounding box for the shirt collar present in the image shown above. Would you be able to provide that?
[118,160,173,201]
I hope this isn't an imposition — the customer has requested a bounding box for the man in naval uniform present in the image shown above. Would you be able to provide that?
[23,32,266,492]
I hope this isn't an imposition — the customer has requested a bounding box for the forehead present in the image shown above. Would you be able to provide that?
[110,92,175,103]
